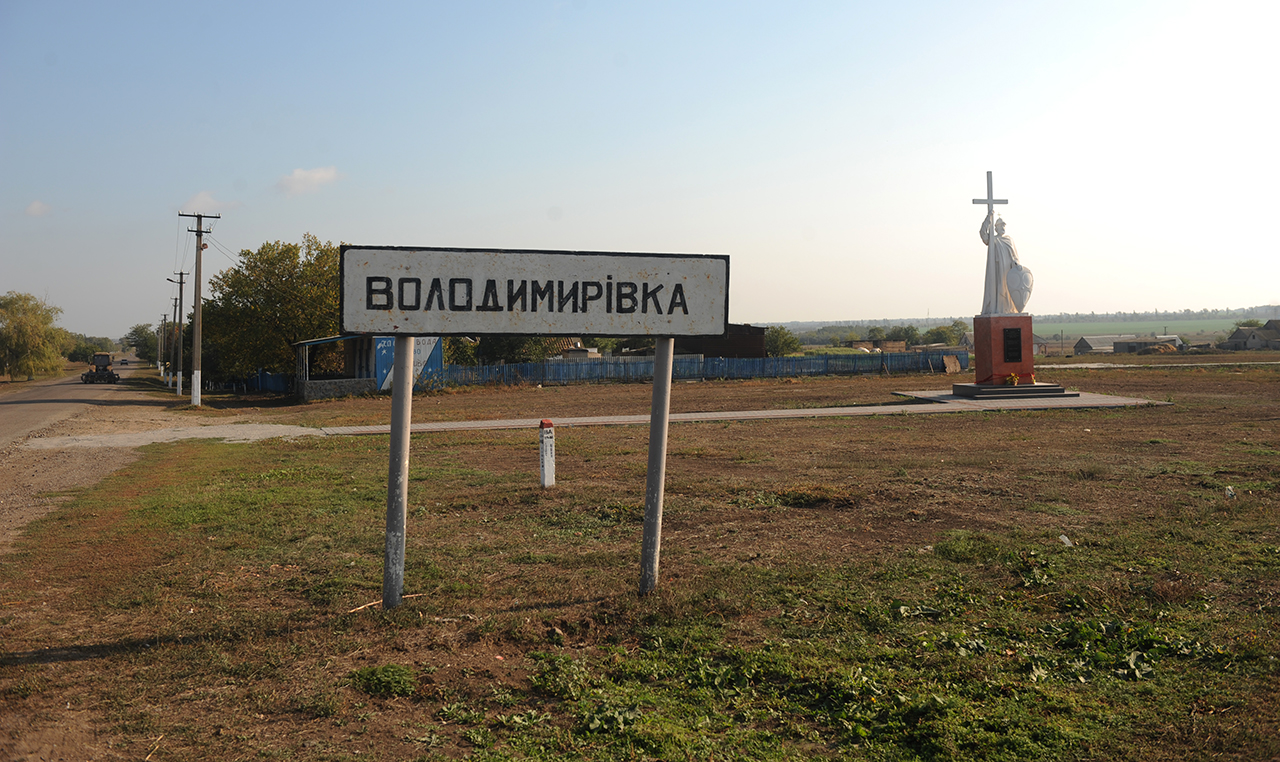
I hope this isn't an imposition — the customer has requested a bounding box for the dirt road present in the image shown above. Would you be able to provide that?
[0,364,144,448]
[0,365,175,555]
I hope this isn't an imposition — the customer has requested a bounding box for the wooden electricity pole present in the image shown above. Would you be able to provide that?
[177,212,219,405]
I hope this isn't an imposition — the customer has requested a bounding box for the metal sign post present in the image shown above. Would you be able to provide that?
[340,246,729,606]
[383,336,414,610]
[639,337,675,595]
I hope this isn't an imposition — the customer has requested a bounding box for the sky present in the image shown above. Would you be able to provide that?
[2,0,1277,340]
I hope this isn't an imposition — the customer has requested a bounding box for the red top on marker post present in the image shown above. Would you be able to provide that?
[540,419,553,429]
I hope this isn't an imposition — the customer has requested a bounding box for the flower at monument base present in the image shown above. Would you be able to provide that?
[1005,373,1020,386]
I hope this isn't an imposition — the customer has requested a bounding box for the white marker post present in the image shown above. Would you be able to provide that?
[539,419,555,488]
[340,246,729,604]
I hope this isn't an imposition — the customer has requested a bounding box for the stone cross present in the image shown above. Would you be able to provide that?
[972,170,1007,220]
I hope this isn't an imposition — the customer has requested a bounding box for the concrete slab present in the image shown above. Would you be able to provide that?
[319,389,1167,437]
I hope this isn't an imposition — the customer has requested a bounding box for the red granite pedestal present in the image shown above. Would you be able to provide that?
[973,314,1033,385]
[952,314,1077,399]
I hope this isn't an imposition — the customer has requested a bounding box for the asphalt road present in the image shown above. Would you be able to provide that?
[0,362,142,448]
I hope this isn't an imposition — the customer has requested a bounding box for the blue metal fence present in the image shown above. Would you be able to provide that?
[427,351,967,388]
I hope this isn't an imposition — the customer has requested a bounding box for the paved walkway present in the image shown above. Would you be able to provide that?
[23,389,1166,448]
[322,389,1166,435]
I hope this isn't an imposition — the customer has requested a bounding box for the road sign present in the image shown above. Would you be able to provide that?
[341,246,729,337]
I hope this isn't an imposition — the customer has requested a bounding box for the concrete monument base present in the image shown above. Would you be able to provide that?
[952,381,1078,400]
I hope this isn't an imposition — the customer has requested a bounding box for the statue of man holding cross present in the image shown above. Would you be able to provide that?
[973,171,1032,315]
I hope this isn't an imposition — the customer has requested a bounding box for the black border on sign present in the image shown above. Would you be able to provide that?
[339,245,731,338]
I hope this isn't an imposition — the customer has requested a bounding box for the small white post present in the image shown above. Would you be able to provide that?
[539,419,556,488]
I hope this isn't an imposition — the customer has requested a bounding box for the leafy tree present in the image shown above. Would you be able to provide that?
[443,337,479,366]
[921,326,954,345]
[1234,319,1264,329]
[885,325,921,346]
[67,334,116,363]
[764,326,802,357]
[122,324,159,363]
[921,319,970,346]
[476,336,561,364]
[0,292,66,380]
[865,326,886,341]
[204,234,340,378]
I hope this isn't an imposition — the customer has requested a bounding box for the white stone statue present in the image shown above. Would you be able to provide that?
[980,216,1032,314]
[973,170,1033,315]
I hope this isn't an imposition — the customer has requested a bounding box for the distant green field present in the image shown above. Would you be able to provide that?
[1033,318,1236,339]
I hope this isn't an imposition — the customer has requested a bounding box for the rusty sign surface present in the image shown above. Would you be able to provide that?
[340,246,729,337]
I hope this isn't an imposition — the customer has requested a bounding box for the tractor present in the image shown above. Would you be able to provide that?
[81,352,120,384]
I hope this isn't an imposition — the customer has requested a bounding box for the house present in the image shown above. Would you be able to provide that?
[1220,320,1280,350]
[1031,334,1050,356]
[675,323,767,358]
[1074,335,1137,354]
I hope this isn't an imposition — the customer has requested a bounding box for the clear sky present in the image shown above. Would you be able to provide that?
[2,1,1277,339]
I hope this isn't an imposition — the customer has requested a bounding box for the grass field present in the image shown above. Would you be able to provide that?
[1032,319,1237,340]
[2,367,1278,760]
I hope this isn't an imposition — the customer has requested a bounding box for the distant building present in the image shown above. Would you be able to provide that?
[1031,334,1051,356]
[1074,335,1137,354]
[1113,335,1184,353]
[1220,320,1280,350]
[675,323,767,358]
[294,335,444,401]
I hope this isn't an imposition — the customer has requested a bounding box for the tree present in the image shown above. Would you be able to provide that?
[67,334,115,363]
[204,234,340,378]
[476,336,561,365]
[764,326,802,357]
[0,292,66,380]
[1234,319,1264,329]
[921,326,954,345]
[921,319,971,346]
[443,337,478,366]
[122,324,159,364]
[865,326,886,341]
[886,325,921,346]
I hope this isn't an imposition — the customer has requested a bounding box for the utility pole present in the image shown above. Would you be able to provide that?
[177,212,219,405]
[167,272,187,397]
[169,297,179,386]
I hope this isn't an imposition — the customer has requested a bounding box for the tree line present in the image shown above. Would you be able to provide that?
[178,235,653,382]
[788,319,971,349]
[0,291,117,381]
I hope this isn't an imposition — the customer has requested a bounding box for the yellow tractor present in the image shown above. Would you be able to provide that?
[81,352,119,384]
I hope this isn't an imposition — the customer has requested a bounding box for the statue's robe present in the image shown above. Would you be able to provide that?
[980,217,1021,315]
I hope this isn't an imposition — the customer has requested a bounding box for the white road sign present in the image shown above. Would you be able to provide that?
[341,246,729,337]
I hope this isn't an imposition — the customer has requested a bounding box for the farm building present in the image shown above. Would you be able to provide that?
[1220,320,1280,350]
[1113,335,1184,353]
[1074,335,1138,354]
